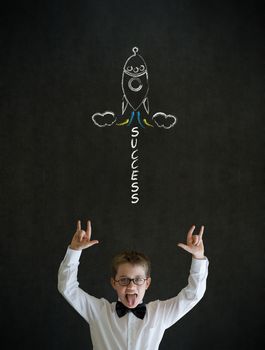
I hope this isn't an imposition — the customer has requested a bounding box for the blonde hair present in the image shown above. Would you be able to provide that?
[111,250,151,278]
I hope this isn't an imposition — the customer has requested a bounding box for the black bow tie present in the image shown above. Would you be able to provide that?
[116,301,146,320]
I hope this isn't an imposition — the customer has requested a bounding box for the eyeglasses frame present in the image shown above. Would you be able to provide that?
[114,277,148,286]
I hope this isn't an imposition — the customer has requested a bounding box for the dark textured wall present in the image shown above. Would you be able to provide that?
[1,0,264,349]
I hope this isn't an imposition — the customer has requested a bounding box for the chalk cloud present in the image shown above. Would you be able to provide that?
[92,111,116,127]
[152,112,177,129]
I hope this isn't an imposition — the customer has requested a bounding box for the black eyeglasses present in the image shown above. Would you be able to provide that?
[114,277,148,286]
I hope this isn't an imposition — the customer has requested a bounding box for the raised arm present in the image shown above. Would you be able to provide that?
[57,220,100,322]
[154,225,208,329]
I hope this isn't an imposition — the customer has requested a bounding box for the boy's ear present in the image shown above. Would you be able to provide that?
[146,277,151,289]
[110,277,116,290]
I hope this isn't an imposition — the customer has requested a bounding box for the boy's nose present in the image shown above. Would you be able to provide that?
[127,281,135,289]
[126,280,137,290]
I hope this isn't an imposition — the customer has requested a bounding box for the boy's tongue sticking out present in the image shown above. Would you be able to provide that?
[126,293,137,308]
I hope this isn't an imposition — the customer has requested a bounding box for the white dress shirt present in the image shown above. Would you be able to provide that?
[58,248,209,350]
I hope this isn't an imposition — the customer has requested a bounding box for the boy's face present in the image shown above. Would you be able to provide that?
[111,262,151,308]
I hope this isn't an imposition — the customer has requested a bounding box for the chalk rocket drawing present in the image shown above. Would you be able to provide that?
[91,47,177,129]
[121,46,149,127]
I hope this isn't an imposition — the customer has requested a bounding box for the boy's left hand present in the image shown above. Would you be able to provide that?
[177,225,205,259]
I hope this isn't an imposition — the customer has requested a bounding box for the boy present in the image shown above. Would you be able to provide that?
[58,220,208,350]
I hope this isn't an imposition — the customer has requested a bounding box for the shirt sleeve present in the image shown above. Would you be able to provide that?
[158,257,209,329]
[57,247,103,324]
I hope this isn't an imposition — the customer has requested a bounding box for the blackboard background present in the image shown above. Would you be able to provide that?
[1,0,264,349]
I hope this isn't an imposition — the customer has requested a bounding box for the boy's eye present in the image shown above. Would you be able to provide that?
[120,278,130,285]
[134,277,144,284]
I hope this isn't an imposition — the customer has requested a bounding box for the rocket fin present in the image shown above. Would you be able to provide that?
[122,96,129,115]
[143,98,149,114]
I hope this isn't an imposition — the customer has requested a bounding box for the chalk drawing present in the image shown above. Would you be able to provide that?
[90,47,179,204]
[152,112,177,129]
[130,126,140,204]
[92,111,116,127]
[121,47,149,116]
[91,47,177,129]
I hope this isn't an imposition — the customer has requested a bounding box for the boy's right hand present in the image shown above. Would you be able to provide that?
[70,220,99,251]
